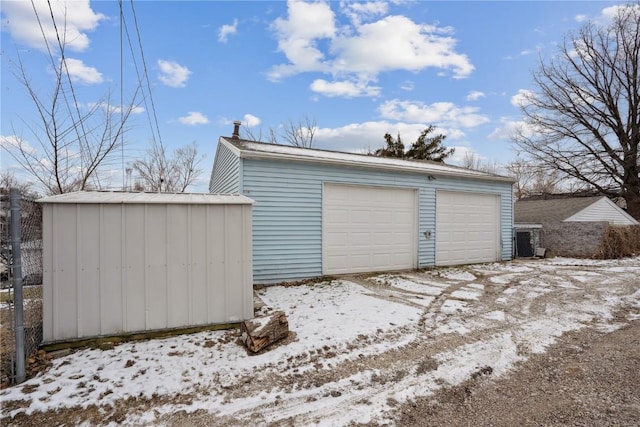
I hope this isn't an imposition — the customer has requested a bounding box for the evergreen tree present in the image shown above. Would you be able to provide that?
[374,132,405,158]
[406,126,454,162]
[373,126,454,162]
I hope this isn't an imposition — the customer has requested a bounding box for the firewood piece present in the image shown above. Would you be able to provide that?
[241,311,289,353]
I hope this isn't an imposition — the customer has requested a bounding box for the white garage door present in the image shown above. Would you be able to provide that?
[436,191,499,266]
[323,184,417,275]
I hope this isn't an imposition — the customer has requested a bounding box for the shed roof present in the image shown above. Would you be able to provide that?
[221,137,514,183]
[38,191,254,205]
[514,196,604,223]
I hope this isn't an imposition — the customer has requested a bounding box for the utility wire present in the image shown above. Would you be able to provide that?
[120,0,125,189]
[129,0,164,150]
[120,8,157,148]
[44,0,96,189]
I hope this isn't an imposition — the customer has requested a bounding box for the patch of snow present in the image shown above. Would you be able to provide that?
[450,289,481,301]
[406,296,436,307]
[438,270,476,281]
[483,310,506,322]
[441,299,470,314]
[375,276,445,296]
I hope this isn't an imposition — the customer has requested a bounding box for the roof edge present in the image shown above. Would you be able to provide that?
[222,137,515,183]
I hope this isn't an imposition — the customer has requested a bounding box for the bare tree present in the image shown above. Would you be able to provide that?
[504,160,561,200]
[0,171,37,198]
[513,4,640,218]
[281,116,317,148]
[460,152,502,174]
[131,141,204,192]
[2,4,141,195]
[242,116,317,147]
[242,123,278,144]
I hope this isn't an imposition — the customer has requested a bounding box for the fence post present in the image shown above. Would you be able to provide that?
[10,188,25,384]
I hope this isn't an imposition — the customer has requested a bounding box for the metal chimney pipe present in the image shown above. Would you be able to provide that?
[232,120,241,139]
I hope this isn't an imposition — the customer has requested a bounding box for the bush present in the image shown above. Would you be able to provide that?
[598,225,640,259]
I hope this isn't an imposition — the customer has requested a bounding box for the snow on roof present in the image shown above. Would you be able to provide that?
[222,137,514,182]
[37,191,254,205]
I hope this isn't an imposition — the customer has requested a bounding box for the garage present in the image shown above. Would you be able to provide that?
[210,134,514,283]
[436,191,500,265]
[322,183,417,275]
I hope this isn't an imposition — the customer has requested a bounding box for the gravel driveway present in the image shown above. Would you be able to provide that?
[1,256,639,426]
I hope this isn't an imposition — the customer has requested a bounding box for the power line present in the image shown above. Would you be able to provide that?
[120,0,124,189]
[128,0,164,150]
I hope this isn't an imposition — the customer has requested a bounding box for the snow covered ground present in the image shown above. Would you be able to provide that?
[1,256,639,426]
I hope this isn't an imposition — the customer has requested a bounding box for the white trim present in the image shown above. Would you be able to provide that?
[514,223,543,229]
[38,191,254,205]
[219,136,242,156]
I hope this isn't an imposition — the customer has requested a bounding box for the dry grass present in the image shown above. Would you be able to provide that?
[1,288,43,387]
[598,225,640,259]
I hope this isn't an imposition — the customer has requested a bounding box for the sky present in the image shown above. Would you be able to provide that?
[0,0,626,193]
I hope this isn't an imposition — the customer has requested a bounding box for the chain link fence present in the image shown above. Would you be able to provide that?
[1,191,43,386]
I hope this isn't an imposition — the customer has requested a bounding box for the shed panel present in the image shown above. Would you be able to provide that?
[40,193,253,343]
[100,206,124,334]
[124,205,146,332]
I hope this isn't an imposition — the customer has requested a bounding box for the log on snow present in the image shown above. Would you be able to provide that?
[241,311,289,353]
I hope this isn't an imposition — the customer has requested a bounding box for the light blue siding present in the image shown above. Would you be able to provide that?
[209,143,241,194]
[242,158,513,284]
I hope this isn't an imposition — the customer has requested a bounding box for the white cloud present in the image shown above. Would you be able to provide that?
[447,145,476,164]
[268,1,474,97]
[574,14,588,22]
[310,78,380,97]
[313,120,464,154]
[488,118,537,141]
[466,90,485,101]
[269,0,336,79]
[331,15,472,78]
[64,58,103,84]
[341,1,388,26]
[243,114,261,127]
[157,60,192,88]
[0,135,37,155]
[218,19,238,43]
[400,80,414,91]
[379,99,490,128]
[511,89,534,107]
[91,102,144,115]
[178,112,209,125]
[1,0,104,52]
[600,4,640,21]
[314,121,426,152]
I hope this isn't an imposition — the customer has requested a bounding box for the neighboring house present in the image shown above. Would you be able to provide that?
[210,126,515,284]
[514,196,639,257]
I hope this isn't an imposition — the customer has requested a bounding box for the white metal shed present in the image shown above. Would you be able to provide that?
[38,191,254,344]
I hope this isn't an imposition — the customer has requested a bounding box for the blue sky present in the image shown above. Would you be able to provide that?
[0,0,624,193]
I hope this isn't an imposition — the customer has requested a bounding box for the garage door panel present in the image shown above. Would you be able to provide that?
[436,191,499,266]
[323,184,417,275]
